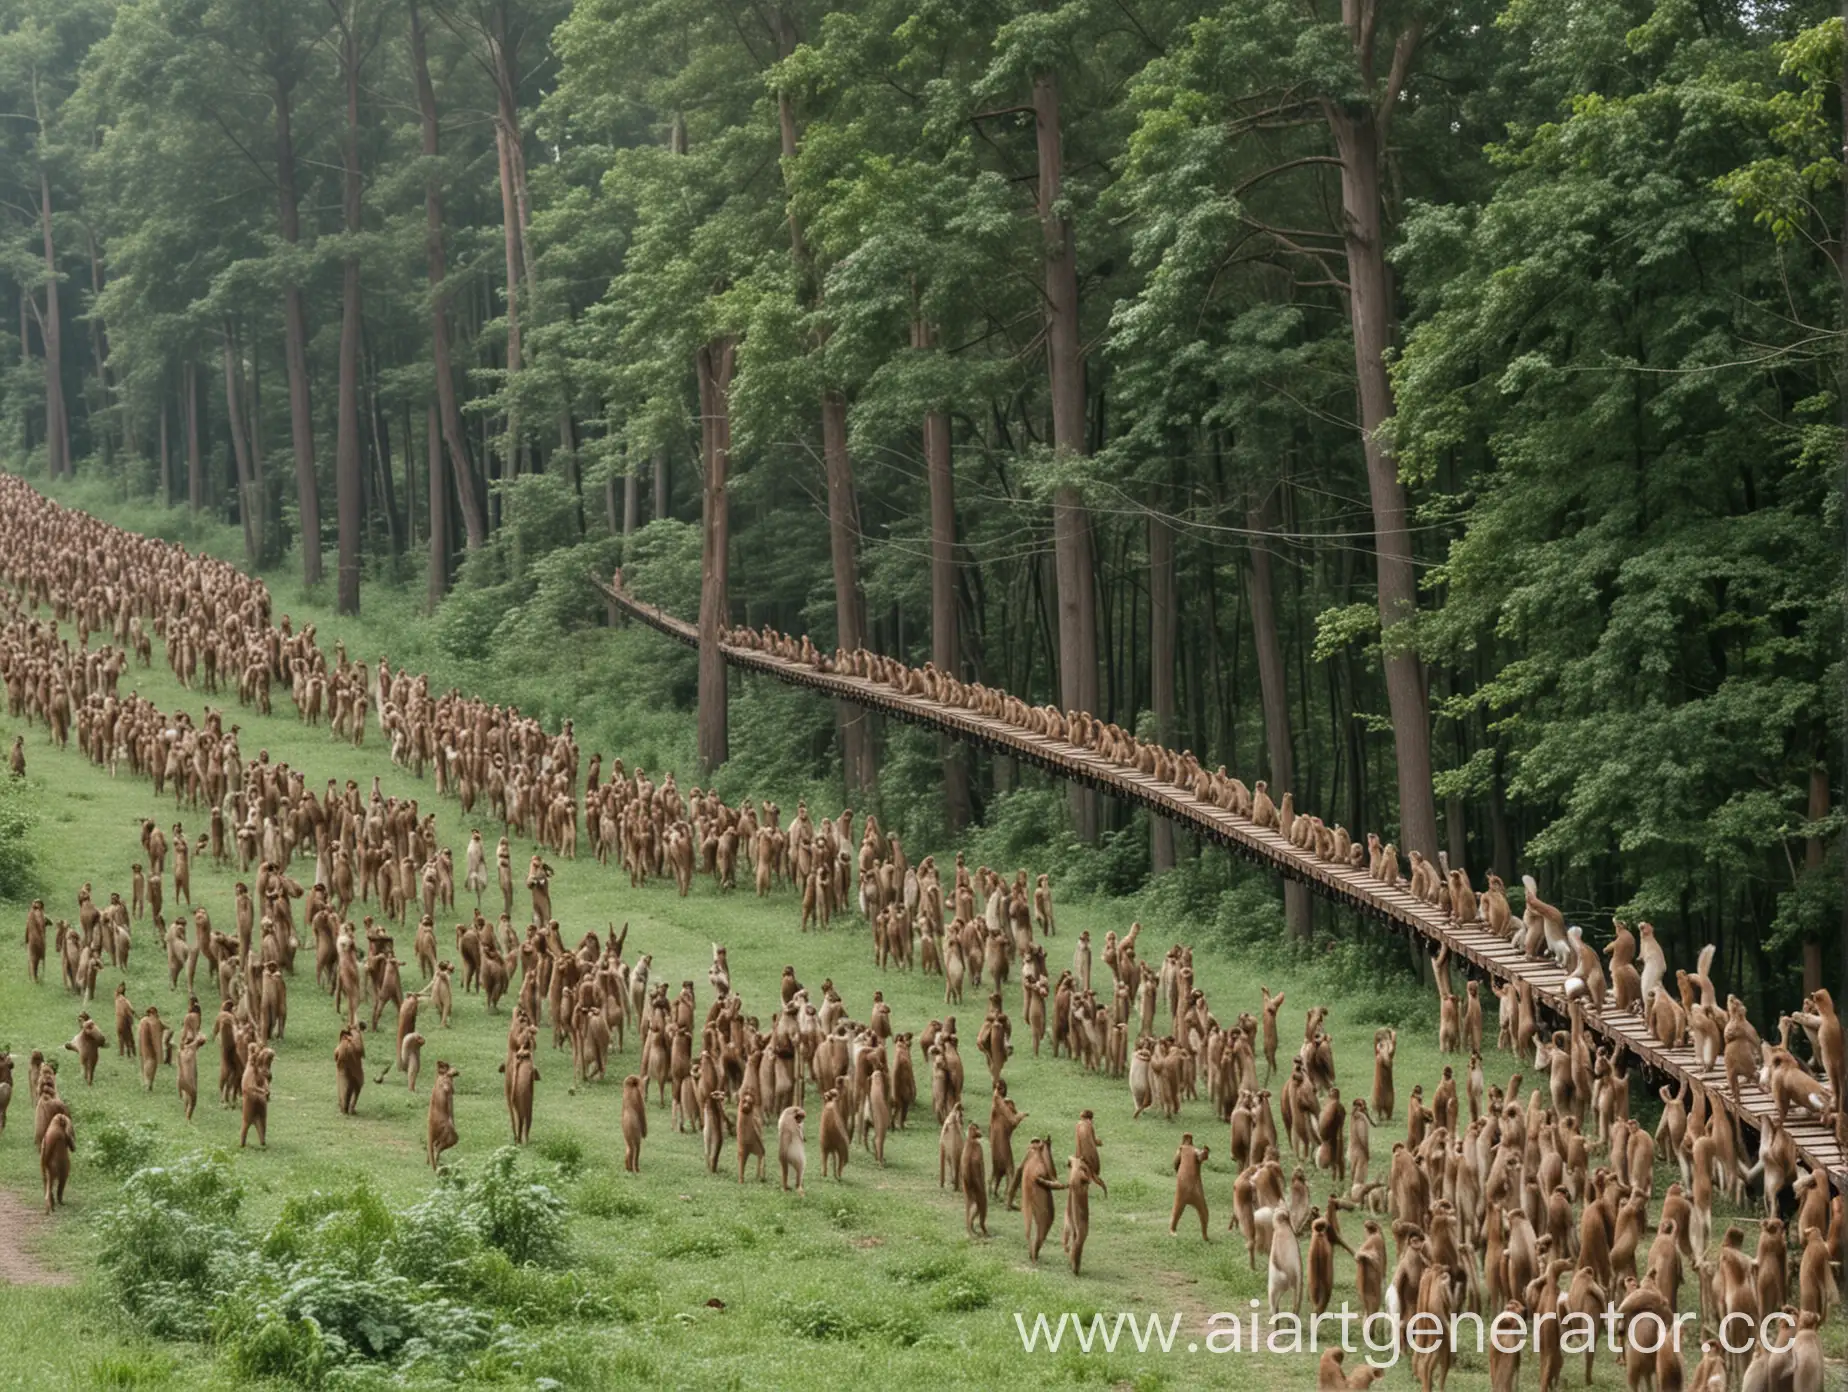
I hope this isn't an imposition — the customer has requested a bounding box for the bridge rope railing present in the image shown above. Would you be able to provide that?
[595,573,1847,1195]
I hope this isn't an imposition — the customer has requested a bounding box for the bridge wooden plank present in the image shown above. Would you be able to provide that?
[596,578,1848,1193]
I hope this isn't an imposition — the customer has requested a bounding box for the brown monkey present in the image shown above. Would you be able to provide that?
[1257,986,1286,1073]
[65,1013,106,1085]
[1020,1136,1060,1264]
[176,1034,202,1120]
[136,1005,164,1091]
[334,1025,366,1114]
[1075,1108,1102,1180]
[938,1103,966,1187]
[1059,1154,1105,1274]
[820,1086,850,1180]
[1308,1215,1335,1314]
[620,1074,647,1173]
[240,1065,269,1148]
[778,1103,806,1193]
[427,1061,459,1168]
[501,1045,538,1144]
[1170,1132,1211,1239]
[1371,1028,1396,1121]
[39,1111,72,1212]
[960,1123,989,1236]
[1796,1223,1836,1320]
[1355,1219,1387,1318]
[735,1089,766,1182]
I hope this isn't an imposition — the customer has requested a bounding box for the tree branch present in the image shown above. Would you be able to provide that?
[1377,21,1425,140]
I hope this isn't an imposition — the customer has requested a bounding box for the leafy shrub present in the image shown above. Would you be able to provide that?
[262,1184,398,1272]
[460,1147,568,1267]
[222,1264,493,1377]
[0,774,38,903]
[95,1153,251,1339]
[536,1133,586,1178]
[89,1119,160,1178]
[387,1184,481,1286]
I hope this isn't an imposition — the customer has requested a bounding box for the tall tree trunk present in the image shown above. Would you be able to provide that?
[275,77,323,585]
[697,336,736,775]
[775,58,876,795]
[1149,501,1177,873]
[494,122,524,477]
[653,446,668,522]
[158,392,171,505]
[426,402,449,610]
[333,14,364,616]
[622,471,639,536]
[821,389,876,792]
[1325,8,1438,863]
[369,377,401,558]
[1247,489,1312,940]
[917,318,971,830]
[85,230,111,471]
[1033,71,1100,842]
[37,167,68,478]
[183,361,203,512]
[409,2,486,550]
[1805,762,1828,995]
[222,324,260,564]
[1837,0,1848,1007]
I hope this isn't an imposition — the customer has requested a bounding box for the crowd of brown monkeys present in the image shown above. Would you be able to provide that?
[0,473,1843,1392]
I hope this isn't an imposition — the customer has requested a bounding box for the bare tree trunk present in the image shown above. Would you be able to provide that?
[222,325,260,564]
[494,121,524,478]
[774,52,876,796]
[37,167,68,478]
[622,471,638,536]
[1033,69,1099,843]
[822,389,876,792]
[653,446,668,522]
[1837,0,1848,1010]
[410,2,486,550]
[1247,489,1312,940]
[917,318,971,830]
[183,361,203,512]
[275,77,322,584]
[85,229,111,470]
[1805,762,1828,994]
[1325,9,1438,863]
[333,12,364,616]
[426,402,449,610]
[697,336,736,775]
[158,392,171,505]
[1149,502,1177,872]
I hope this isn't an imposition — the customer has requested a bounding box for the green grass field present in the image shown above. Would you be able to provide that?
[0,484,1833,1391]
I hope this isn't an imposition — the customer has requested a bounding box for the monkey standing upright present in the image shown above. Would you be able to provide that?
[1170,1133,1211,1239]
[39,1111,72,1212]
[960,1123,989,1236]
[427,1061,460,1168]
[778,1104,806,1193]
[620,1074,647,1173]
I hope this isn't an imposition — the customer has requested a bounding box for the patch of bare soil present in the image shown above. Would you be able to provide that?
[0,1190,73,1285]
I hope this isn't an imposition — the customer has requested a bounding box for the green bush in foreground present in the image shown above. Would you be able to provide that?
[97,1144,587,1388]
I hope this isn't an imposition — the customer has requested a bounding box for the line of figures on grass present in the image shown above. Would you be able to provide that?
[0,476,1841,1392]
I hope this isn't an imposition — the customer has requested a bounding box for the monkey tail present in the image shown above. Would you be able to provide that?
[1696,943,1716,981]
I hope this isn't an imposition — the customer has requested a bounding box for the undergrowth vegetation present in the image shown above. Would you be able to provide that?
[95,1146,593,1388]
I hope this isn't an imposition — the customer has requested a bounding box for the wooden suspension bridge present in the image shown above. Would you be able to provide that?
[597,575,1848,1195]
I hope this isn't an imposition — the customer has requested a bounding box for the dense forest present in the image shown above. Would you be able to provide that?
[0,0,1840,1006]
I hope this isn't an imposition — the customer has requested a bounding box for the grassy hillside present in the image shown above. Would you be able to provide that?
[0,482,1815,1391]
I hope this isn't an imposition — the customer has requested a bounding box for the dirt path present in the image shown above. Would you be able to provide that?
[0,1191,72,1286]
